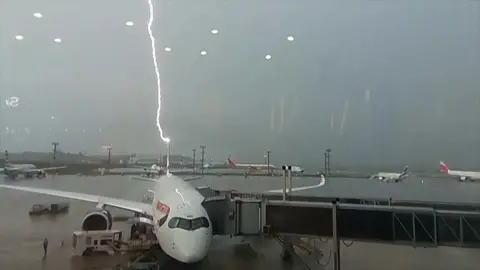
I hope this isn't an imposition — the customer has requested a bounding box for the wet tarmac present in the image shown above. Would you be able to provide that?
[0,174,479,269]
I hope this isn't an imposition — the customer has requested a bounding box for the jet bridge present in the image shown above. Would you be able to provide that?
[264,200,480,248]
[202,193,262,236]
[203,190,480,248]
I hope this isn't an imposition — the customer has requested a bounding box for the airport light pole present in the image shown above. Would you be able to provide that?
[325,148,331,177]
[200,145,206,175]
[192,148,196,173]
[104,145,112,171]
[52,142,59,162]
[324,152,327,175]
[165,138,171,174]
[266,150,271,175]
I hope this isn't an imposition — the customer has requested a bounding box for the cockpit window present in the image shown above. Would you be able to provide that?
[157,214,168,227]
[177,218,191,230]
[191,217,209,230]
[167,217,210,231]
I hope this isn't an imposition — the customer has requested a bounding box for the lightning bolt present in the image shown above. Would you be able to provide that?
[147,0,169,144]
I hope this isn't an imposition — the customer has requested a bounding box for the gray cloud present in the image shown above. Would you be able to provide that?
[1,0,480,169]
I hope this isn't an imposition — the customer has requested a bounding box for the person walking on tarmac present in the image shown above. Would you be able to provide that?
[43,238,49,257]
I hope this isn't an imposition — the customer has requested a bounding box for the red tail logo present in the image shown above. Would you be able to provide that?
[440,162,449,174]
[227,158,236,168]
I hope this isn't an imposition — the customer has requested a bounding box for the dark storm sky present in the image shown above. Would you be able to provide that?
[1,0,480,169]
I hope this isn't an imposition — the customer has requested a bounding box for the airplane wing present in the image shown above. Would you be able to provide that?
[266,175,326,193]
[27,166,67,173]
[0,184,153,216]
[39,166,68,171]
[129,175,203,182]
[184,176,203,181]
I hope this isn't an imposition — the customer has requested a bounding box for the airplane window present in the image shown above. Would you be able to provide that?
[177,218,191,230]
[158,214,168,227]
[191,218,202,230]
[191,217,210,230]
[168,217,179,229]
[168,216,210,231]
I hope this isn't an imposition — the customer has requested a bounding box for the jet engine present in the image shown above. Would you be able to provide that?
[36,170,47,178]
[459,176,467,182]
[81,210,113,231]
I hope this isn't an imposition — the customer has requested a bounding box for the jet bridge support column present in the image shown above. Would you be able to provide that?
[281,165,292,201]
[332,201,341,270]
[288,168,293,199]
[282,167,287,201]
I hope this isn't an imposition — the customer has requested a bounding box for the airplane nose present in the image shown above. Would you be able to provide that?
[175,232,210,263]
[179,251,202,263]
[177,244,207,263]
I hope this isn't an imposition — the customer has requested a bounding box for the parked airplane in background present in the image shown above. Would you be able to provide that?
[140,164,165,177]
[2,163,67,179]
[290,166,305,174]
[369,166,409,183]
[440,161,480,182]
[0,173,211,264]
[202,162,228,169]
[227,157,276,171]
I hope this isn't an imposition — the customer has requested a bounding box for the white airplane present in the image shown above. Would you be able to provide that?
[266,175,326,193]
[290,166,305,174]
[369,166,409,183]
[227,157,276,171]
[0,174,211,263]
[139,164,165,177]
[2,163,67,179]
[202,162,228,169]
[440,161,480,182]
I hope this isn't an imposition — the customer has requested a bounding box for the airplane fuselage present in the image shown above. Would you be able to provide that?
[4,164,40,178]
[447,170,480,181]
[234,164,275,170]
[290,166,304,173]
[373,172,407,182]
[6,164,36,170]
[377,172,401,178]
[150,175,212,263]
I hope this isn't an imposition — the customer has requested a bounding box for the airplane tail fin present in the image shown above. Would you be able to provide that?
[400,166,409,177]
[440,161,449,174]
[227,156,236,168]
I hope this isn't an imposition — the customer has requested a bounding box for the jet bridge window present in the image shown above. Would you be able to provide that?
[168,217,210,231]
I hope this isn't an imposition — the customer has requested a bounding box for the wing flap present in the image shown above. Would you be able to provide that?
[0,184,152,216]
